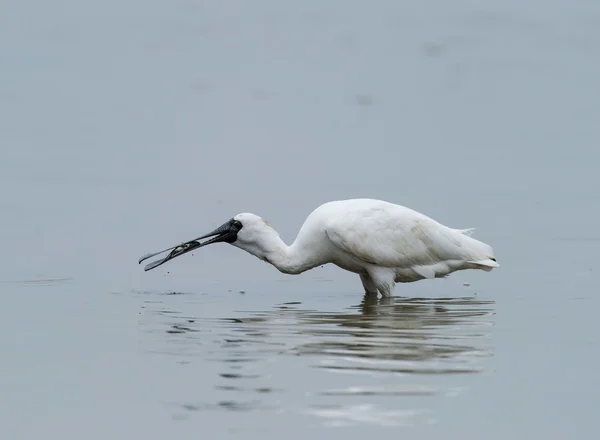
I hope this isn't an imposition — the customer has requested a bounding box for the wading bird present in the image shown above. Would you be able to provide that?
[138,199,498,297]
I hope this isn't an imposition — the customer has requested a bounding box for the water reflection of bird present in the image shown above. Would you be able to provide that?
[219,295,496,374]
[147,295,495,420]
[139,198,498,297]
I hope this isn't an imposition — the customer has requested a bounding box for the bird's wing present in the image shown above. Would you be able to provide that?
[325,206,470,269]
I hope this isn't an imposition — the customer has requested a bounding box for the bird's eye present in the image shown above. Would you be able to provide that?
[233,220,242,229]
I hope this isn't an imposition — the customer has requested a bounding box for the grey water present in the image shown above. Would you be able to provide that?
[1,0,599,439]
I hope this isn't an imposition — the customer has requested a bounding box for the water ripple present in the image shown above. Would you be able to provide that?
[140,293,495,427]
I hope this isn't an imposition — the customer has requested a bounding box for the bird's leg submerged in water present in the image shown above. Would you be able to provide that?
[360,273,379,296]
[366,267,397,298]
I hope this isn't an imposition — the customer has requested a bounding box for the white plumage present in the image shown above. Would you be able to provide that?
[139,198,498,297]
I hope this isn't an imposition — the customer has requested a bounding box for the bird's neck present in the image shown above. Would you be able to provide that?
[245,232,320,275]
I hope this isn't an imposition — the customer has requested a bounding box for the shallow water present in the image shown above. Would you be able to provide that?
[143,293,495,413]
[2,0,600,439]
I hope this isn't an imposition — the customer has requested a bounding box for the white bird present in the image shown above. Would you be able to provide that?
[138,198,498,297]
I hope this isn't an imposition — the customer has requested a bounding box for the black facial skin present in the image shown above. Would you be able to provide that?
[222,219,243,243]
[138,218,243,271]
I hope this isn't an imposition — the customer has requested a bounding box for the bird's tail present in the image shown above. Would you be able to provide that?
[466,258,499,271]
[453,228,499,271]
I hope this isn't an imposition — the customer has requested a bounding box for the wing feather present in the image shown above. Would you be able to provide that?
[324,204,472,268]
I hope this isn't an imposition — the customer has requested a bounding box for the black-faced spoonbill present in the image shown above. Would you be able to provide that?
[138,198,498,297]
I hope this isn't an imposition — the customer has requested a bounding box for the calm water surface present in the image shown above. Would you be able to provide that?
[1,0,600,439]
[141,293,494,420]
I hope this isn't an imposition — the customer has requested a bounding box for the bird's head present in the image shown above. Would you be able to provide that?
[138,213,279,271]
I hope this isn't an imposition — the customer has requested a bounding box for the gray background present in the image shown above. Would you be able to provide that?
[1,0,599,439]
